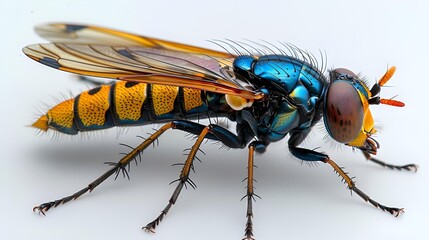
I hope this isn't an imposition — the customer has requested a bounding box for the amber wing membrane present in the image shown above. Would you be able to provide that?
[35,23,233,58]
[23,24,263,100]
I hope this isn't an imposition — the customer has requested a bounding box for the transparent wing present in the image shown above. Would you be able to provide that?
[23,42,263,100]
[35,23,233,58]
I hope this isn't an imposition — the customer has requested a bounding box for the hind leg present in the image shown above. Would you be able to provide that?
[33,122,175,214]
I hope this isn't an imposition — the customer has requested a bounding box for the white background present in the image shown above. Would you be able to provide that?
[1,0,428,240]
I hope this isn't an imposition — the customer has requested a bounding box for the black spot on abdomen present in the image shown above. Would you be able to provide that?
[88,87,101,95]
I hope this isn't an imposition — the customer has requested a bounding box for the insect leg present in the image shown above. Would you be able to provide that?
[243,141,265,240]
[289,146,404,216]
[288,132,404,217]
[33,122,175,215]
[361,150,418,172]
[143,120,250,232]
[142,125,209,232]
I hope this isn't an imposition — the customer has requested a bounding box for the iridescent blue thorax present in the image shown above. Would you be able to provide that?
[232,55,328,143]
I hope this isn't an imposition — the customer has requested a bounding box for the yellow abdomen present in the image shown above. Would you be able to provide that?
[33,81,214,134]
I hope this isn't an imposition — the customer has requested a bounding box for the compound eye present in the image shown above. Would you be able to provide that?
[330,68,357,81]
[325,81,364,143]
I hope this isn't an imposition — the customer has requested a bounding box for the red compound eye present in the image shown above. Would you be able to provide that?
[324,81,364,143]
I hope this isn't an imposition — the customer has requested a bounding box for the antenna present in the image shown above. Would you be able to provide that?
[369,66,405,107]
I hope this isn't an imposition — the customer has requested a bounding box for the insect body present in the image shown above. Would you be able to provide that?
[24,23,417,240]
[33,54,325,144]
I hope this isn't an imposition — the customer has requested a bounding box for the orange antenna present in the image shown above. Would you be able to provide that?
[370,66,405,107]
[378,66,396,86]
[380,98,405,107]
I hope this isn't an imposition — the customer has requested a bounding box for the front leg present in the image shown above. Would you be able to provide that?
[288,130,404,216]
[289,146,404,216]
[360,150,418,172]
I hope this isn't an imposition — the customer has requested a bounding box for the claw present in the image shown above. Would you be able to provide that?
[388,207,404,217]
[32,206,44,215]
[403,164,419,172]
[33,204,50,215]
[142,225,156,234]
[243,237,255,240]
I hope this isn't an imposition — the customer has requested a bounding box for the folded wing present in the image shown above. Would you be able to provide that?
[23,24,263,100]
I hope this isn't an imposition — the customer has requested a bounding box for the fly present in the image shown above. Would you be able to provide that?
[23,23,418,240]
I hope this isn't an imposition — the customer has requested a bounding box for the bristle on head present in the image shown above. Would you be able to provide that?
[32,115,49,131]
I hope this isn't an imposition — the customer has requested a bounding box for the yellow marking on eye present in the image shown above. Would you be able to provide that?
[347,131,367,147]
[114,82,147,121]
[77,85,110,126]
[363,109,375,134]
[151,85,179,115]
[347,90,376,147]
[183,88,203,111]
[47,98,75,128]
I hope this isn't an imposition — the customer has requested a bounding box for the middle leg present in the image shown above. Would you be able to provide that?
[243,141,266,240]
